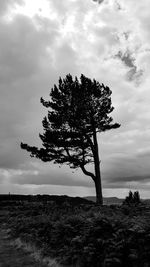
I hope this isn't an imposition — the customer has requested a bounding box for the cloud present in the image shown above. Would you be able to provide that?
[0,0,24,16]
[0,163,93,188]
[0,0,150,196]
[0,14,56,170]
[0,15,56,84]
[93,0,104,4]
[109,175,150,184]
[13,171,92,187]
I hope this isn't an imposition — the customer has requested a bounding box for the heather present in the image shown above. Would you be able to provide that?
[1,195,150,267]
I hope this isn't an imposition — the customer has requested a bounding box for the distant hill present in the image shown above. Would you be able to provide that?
[0,194,94,206]
[85,196,150,206]
[0,194,124,205]
[85,196,124,205]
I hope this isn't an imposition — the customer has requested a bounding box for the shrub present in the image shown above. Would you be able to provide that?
[123,191,141,206]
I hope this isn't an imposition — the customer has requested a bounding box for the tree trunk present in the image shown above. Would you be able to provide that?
[93,129,103,205]
[94,165,103,205]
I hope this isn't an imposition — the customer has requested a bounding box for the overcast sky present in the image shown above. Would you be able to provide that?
[0,0,150,198]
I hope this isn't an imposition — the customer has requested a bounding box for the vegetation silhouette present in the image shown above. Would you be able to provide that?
[123,190,141,205]
[21,74,120,204]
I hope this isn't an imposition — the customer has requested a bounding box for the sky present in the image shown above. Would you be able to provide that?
[0,0,150,199]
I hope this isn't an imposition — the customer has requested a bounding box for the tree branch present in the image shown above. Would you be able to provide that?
[64,147,80,167]
[80,164,95,181]
[64,146,95,181]
[83,133,95,155]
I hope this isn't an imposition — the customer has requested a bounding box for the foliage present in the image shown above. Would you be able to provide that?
[123,191,141,206]
[21,74,119,168]
[20,74,120,204]
[1,195,150,267]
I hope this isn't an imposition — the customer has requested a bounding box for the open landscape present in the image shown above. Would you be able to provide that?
[1,1,150,266]
[1,194,150,267]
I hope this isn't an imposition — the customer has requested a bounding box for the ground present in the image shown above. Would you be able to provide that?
[0,223,54,267]
[1,195,150,267]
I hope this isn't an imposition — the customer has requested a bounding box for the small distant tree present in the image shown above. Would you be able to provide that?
[128,190,134,204]
[133,191,140,204]
[123,190,141,205]
[21,74,120,205]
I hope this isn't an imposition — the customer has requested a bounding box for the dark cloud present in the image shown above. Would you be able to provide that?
[116,50,135,68]
[115,1,124,11]
[93,0,104,4]
[127,68,143,84]
[114,50,144,83]
[106,174,150,184]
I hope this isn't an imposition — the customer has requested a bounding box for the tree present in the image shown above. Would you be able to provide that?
[133,191,140,204]
[123,190,141,205]
[21,74,120,204]
[128,190,134,204]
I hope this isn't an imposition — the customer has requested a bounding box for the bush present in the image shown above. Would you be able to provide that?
[123,191,141,206]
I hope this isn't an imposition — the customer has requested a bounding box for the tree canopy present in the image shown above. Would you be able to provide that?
[21,74,120,204]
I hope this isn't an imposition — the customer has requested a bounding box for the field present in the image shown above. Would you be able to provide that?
[1,195,150,267]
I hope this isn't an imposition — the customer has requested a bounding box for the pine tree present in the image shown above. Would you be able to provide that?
[128,190,134,203]
[21,74,120,204]
[133,191,140,204]
[124,190,141,205]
